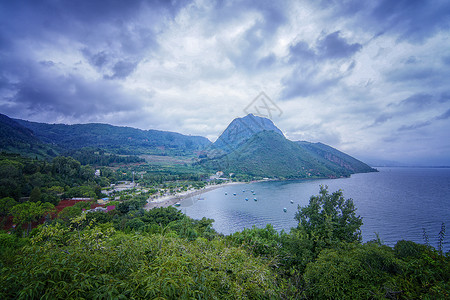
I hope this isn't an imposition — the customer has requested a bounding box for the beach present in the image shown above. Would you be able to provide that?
[144,181,241,210]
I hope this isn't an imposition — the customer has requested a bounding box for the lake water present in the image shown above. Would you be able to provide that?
[179,167,450,251]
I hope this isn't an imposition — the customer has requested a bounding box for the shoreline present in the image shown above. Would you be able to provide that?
[144,181,242,210]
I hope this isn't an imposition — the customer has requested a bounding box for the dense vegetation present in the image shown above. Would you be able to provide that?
[200,131,375,179]
[1,182,448,299]
[64,148,145,166]
[14,117,211,156]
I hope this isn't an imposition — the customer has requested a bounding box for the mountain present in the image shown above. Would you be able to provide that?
[296,141,374,173]
[199,114,376,178]
[212,114,283,153]
[0,114,56,158]
[13,119,211,156]
[201,131,356,178]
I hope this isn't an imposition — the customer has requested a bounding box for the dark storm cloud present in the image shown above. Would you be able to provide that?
[365,113,393,128]
[209,0,288,72]
[0,60,140,120]
[397,93,434,109]
[282,32,360,99]
[316,31,362,60]
[439,92,450,103]
[288,31,362,63]
[280,68,342,99]
[0,0,188,121]
[443,56,450,65]
[105,60,139,80]
[316,0,450,43]
[288,42,316,63]
[398,121,432,131]
[370,0,450,42]
[436,109,450,120]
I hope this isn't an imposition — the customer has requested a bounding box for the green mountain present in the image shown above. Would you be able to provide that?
[201,131,363,178]
[212,114,283,153]
[0,114,57,158]
[296,141,374,174]
[199,114,376,178]
[14,118,211,156]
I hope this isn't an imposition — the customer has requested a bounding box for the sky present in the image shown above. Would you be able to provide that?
[1,0,450,166]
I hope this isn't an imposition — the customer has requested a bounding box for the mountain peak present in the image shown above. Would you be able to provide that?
[213,114,283,152]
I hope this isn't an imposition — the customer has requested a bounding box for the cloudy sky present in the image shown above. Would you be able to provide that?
[1,0,450,165]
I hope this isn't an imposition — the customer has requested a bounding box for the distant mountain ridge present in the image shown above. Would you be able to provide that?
[0,113,211,156]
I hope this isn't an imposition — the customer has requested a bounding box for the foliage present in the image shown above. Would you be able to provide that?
[65,147,145,166]
[303,242,402,299]
[295,185,363,250]
[228,224,283,259]
[0,197,17,216]
[0,224,279,299]
[10,201,55,235]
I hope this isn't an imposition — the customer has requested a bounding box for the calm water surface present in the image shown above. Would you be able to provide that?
[179,167,450,250]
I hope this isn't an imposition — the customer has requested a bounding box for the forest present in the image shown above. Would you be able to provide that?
[0,153,449,299]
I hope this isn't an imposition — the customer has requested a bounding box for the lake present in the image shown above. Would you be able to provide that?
[179,167,450,251]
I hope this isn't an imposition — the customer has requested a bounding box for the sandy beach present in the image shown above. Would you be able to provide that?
[144,181,242,210]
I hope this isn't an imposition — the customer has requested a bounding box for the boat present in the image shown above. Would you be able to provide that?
[251,190,254,193]
[225,192,228,195]
[290,200,294,204]
[245,198,248,201]
[254,198,257,201]
[283,208,287,212]
[174,202,181,207]
[233,193,237,196]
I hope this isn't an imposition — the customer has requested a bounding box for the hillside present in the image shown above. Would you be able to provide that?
[200,131,359,179]
[296,141,374,173]
[14,118,211,156]
[0,114,56,158]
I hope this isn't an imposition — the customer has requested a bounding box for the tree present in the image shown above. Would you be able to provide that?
[58,206,82,222]
[29,187,41,202]
[10,201,55,235]
[295,185,363,250]
[0,197,17,217]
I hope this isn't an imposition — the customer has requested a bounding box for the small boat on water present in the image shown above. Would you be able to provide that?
[225,192,228,195]
[251,190,254,193]
[283,208,287,212]
[290,200,294,204]
[254,198,257,201]
[245,198,248,201]
[233,193,237,196]
[174,202,181,207]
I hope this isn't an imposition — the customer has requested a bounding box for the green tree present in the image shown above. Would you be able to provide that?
[0,197,17,217]
[29,187,41,202]
[10,201,55,235]
[303,243,402,299]
[58,206,82,222]
[295,185,362,249]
